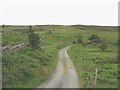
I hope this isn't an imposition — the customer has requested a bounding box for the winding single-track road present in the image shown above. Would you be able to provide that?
[38,47,80,88]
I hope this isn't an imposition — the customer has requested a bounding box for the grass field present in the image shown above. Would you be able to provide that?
[2,25,118,88]
[67,26,118,88]
[3,45,60,88]
[68,45,118,88]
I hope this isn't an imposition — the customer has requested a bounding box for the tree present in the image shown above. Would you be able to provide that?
[28,26,40,49]
[99,39,107,52]
[29,25,33,33]
[2,24,5,29]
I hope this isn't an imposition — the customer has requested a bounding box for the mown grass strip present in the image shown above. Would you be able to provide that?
[63,57,68,73]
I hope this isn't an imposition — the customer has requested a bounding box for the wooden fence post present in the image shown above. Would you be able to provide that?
[94,68,98,88]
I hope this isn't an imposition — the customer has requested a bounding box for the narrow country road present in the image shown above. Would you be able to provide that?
[38,47,80,88]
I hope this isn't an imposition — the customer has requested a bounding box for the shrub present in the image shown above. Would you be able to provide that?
[99,39,108,52]
[89,34,99,40]
[73,41,77,44]
[82,42,86,47]
[77,35,84,44]
[118,40,120,46]
[89,34,101,44]
[28,33,40,49]
[48,30,52,34]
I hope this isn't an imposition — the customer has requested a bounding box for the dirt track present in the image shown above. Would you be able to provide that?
[38,47,80,88]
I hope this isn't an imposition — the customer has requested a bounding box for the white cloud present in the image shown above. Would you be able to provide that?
[0,0,119,26]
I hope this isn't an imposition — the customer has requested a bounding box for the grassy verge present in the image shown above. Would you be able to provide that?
[68,44,118,88]
[2,46,59,88]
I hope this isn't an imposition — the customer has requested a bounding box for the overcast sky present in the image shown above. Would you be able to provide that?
[0,0,119,26]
